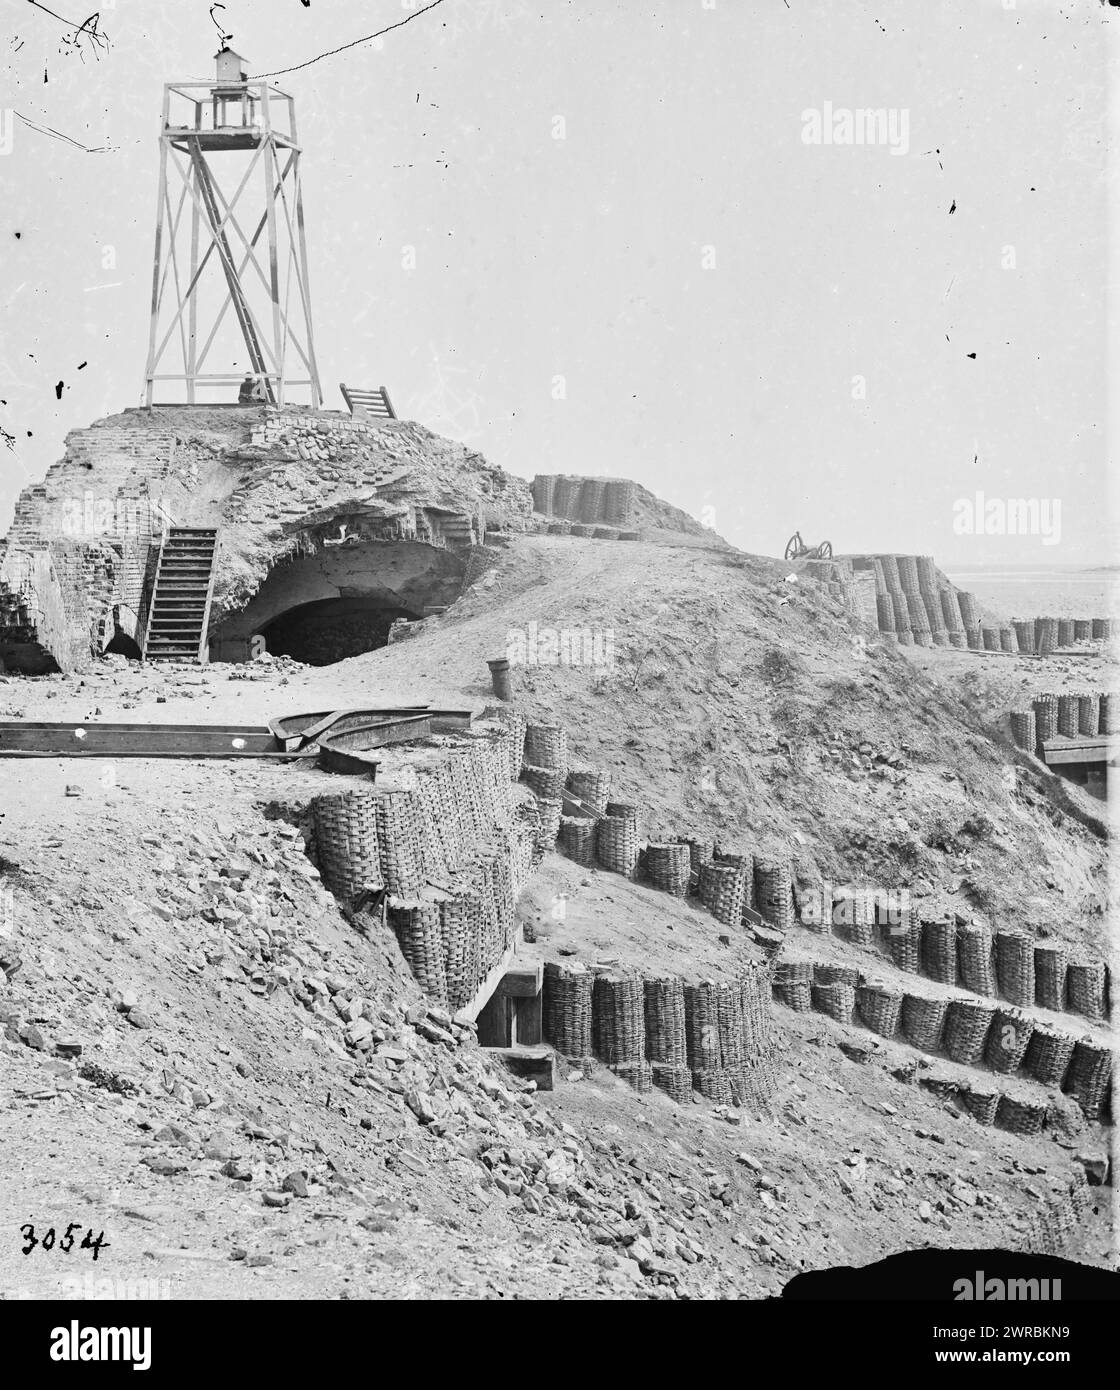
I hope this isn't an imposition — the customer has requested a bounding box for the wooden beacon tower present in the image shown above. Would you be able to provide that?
[143,49,323,407]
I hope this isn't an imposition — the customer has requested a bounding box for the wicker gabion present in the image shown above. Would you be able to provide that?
[1033,943,1068,1012]
[651,1063,693,1103]
[901,994,949,1052]
[523,723,568,770]
[595,813,640,877]
[610,1060,653,1093]
[534,797,563,851]
[856,984,903,1037]
[1009,710,1036,752]
[523,763,567,800]
[1057,617,1075,648]
[592,971,646,1065]
[996,1095,1048,1137]
[1066,960,1107,1022]
[1092,618,1113,640]
[1101,692,1117,734]
[1013,620,1036,654]
[1078,693,1100,736]
[1036,617,1059,655]
[960,1086,999,1126]
[698,861,745,927]
[939,589,964,633]
[877,594,896,633]
[311,787,384,903]
[691,1068,735,1105]
[543,961,593,1058]
[558,815,596,866]
[683,981,723,1068]
[943,998,997,1065]
[1032,693,1058,746]
[772,960,813,1012]
[388,898,447,1004]
[981,626,1000,652]
[1064,1039,1112,1120]
[440,893,482,1012]
[999,625,1019,654]
[1073,619,1092,642]
[374,789,425,898]
[644,976,688,1068]
[886,910,923,975]
[984,1008,1035,1073]
[675,835,714,892]
[921,918,958,985]
[813,962,860,989]
[1057,694,1079,738]
[891,593,914,644]
[646,842,691,896]
[493,707,527,780]
[957,923,996,997]
[566,764,611,814]
[1024,1024,1076,1087]
[994,929,1035,1007]
[754,859,794,931]
[812,981,856,1024]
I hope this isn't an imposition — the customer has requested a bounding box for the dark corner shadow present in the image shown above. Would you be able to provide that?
[776,1249,1120,1301]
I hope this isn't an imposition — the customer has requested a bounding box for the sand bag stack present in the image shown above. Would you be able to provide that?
[311,787,384,904]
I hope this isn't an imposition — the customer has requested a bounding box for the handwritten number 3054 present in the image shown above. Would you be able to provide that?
[20,1224,109,1261]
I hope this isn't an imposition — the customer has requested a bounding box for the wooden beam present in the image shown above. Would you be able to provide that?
[497,962,543,998]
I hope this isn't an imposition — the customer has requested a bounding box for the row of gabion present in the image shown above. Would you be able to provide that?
[311,726,539,1012]
[543,961,776,1108]
[1009,616,1113,654]
[531,474,637,526]
[1011,691,1115,753]
[800,894,1109,1024]
[779,962,1112,1121]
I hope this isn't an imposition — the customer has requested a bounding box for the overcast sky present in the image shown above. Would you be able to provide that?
[0,0,1113,565]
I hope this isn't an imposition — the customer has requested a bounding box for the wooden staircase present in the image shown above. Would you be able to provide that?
[142,527,219,663]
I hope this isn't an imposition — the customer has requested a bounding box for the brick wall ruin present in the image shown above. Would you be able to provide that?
[0,404,536,671]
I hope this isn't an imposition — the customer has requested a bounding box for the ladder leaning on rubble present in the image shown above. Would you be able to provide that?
[141,527,219,663]
[340,383,397,421]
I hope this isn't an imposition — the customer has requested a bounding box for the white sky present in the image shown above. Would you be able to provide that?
[0,0,1114,565]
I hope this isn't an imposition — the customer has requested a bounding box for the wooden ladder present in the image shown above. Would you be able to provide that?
[142,527,219,663]
[340,382,397,421]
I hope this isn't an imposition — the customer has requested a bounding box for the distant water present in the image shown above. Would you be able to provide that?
[943,566,1120,622]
